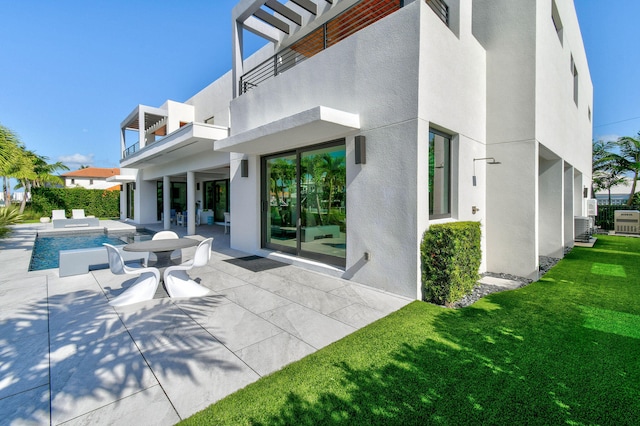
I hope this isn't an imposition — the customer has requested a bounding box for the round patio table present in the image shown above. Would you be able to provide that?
[123,238,199,271]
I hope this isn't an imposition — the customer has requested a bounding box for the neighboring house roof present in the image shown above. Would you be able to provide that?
[62,167,120,178]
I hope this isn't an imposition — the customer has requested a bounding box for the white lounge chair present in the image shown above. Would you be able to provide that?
[163,238,213,298]
[103,243,160,307]
[52,210,66,220]
[72,209,86,219]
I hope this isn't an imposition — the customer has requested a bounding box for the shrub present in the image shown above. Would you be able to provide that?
[0,207,24,238]
[421,221,481,306]
[31,187,120,218]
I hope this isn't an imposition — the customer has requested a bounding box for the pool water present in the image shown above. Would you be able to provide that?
[29,230,154,271]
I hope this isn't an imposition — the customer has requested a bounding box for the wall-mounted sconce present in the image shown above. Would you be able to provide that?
[132,183,136,190]
[355,135,366,164]
[241,159,249,177]
[583,187,588,198]
[472,157,501,186]
[196,182,200,191]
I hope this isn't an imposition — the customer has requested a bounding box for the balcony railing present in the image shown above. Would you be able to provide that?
[426,0,449,26]
[240,0,402,95]
[123,142,139,158]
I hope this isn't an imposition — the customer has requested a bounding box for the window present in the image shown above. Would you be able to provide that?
[89,179,94,185]
[429,129,451,219]
[71,179,75,185]
[571,56,579,105]
[551,0,563,44]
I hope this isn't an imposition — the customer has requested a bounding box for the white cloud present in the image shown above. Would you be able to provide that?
[58,153,94,170]
[594,134,620,143]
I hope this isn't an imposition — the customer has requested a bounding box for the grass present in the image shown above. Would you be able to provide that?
[181,235,640,425]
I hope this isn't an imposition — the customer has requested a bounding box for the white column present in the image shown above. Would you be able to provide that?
[163,175,171,230]
[187,171,196,235]
[138,109,145,149]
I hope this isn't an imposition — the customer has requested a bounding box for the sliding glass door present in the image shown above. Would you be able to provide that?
[262,140,346,267]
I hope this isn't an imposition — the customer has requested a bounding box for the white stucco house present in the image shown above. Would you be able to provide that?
[62,167,121,190]
[114,0,593,300]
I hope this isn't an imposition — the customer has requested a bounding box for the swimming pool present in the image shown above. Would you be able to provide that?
[29,230,154,271]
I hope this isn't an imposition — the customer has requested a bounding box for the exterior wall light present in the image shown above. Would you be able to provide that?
[241,159,249,177]
[355,135,366,164]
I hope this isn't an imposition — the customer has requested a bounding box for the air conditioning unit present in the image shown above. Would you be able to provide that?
[586,199,598,216]
[574,216,591,242]
[614,210,640,235]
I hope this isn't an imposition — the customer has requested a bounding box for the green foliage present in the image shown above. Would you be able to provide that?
[181,235,640,425]
[0,206,23,237]
[421,221,481,305]
[31,187,120,218]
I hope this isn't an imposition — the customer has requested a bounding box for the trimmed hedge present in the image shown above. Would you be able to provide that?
[31,187,120,218]
[421,221,481,306]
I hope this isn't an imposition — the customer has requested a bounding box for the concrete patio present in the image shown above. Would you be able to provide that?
[0,221,411,425]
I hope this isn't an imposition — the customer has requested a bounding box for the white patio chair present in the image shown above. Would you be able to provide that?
[52,210,66,220]
[103,243,160,307]
[163,238,213,298]
[146,230,182,266]
[224,212,230,234]
[72,209,86,219]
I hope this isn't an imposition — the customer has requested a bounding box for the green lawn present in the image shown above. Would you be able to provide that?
[182,235,640,425]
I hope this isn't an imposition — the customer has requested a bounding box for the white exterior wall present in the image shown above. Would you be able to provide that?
[475,0,592,278]
[229,1,486,299]
[186,71,234,127]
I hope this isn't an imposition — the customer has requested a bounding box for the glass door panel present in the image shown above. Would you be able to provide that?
[264,154,297,254]
[214,180,229,222]
[299,145,346,264]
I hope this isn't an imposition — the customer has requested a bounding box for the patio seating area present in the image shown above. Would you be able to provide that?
[0,220,410,425]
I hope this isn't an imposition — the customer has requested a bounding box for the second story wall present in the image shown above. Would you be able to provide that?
[230,3,421,137]
[186,71,234,128]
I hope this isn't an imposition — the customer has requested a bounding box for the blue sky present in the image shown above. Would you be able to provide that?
[0,1,638,172]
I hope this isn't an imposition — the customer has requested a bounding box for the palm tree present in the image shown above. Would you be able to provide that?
[614,133,640,206]
[591,139,626,203]
[13,150,68,213]
[0,125,25,206]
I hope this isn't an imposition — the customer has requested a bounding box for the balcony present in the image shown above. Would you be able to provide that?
[237,0,403,95]
[119,101,228,168]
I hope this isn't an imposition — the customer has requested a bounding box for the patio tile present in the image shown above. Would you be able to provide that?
[0,332,50,400]
[328,303,391,329]
[49,330,158,425]
[118,300,218,353]
[259,304,356,349]
[176,300,283,351]
[0,275,48,309]
[140,335,260,419]
[235,332,316,377]
[60,385,180,426]
[248,272,353,315]
[186,267,251,292]
[267,266,348,292]
[216,284,292,314]
[329,283,410,315]
[0,384,50,425]
[0,303,49,344]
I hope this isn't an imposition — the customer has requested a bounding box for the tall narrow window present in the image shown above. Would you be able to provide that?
[429,129,451,219]
[551,0,563,44]
[572,58,579,106]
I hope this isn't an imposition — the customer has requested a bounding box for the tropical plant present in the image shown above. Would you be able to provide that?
[591,139,627,204]
[0,206,23,237]
[615,132,640,206]
[0,124,23,206]
[13,150,68,213]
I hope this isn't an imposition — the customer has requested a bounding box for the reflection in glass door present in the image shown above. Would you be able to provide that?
[204,180,229,222]
[264,153,298,255]
[262,140,346,267]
